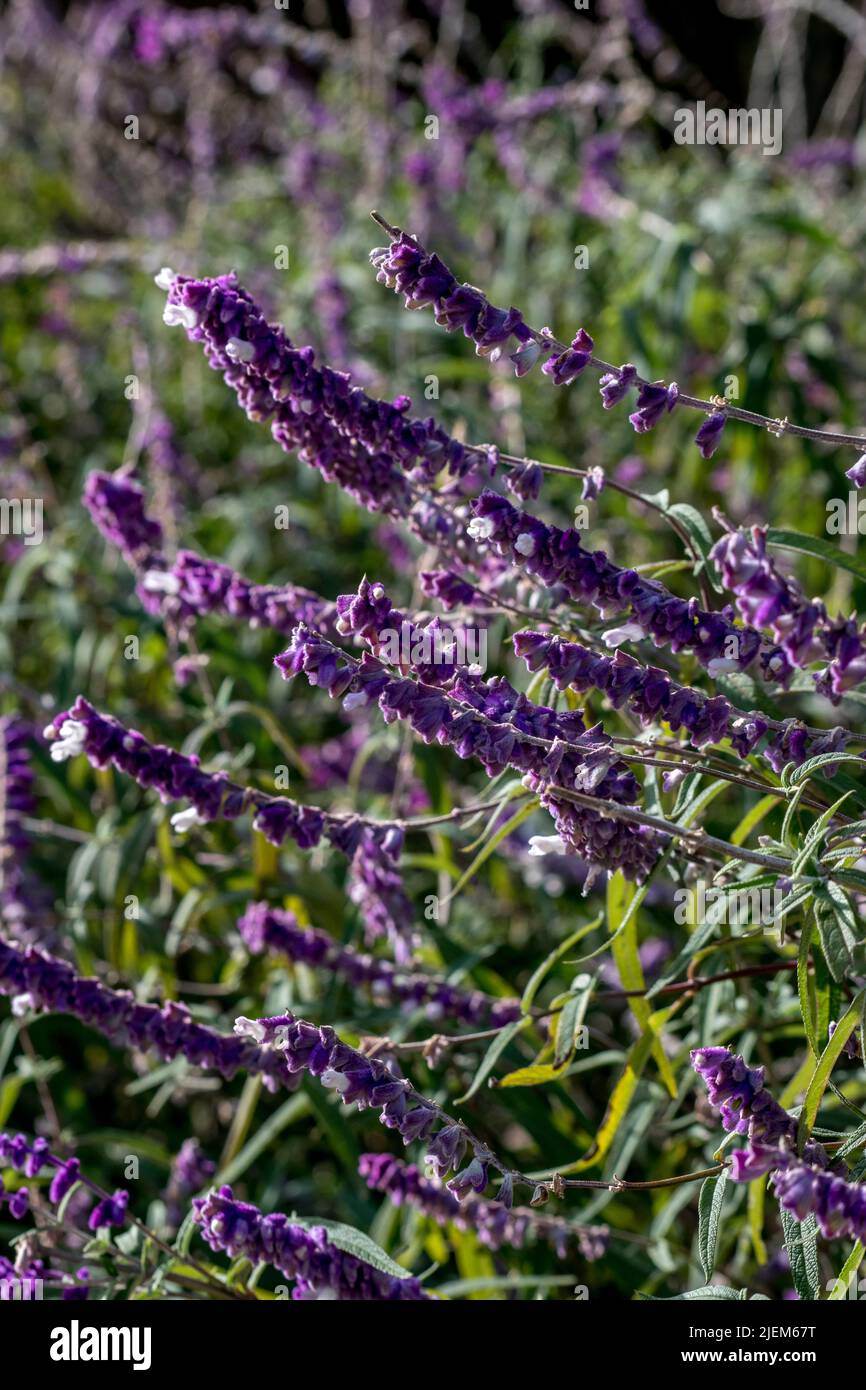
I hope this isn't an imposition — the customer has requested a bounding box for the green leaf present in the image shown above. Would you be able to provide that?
[827,1242,865,1300]
[553,976,594,1070]
[767,527,866,585]
[520,915,602,1012]
[698,1169,729,1282]
[789,753,866,787]
[637,1285,750,1301]
[558,1002,677,1172]
[666,503,726,592]
[797,988,864,1148]
[608,871,676,1097]
[290,1217,413,1281]
[813,886,861,983]
[456,1016,530,1104]
[441,799,537,908]
[780,1209,820,1301]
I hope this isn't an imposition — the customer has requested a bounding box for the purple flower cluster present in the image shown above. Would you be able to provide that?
[163,1138,216,1230]
[0,1253,89,1301]
[237,901,521,1028]
[360,1153,608,1260]
[513,630,849,772]
[234,1011,499,1199]
[469,489,776,677]
[84,470,335,638]
[161,270,471,514]
[159,550,336,638]
[0,937,297,1094]
[345,826,416,961]
[0,1132,125,1233]
[278,622,663,881]
[370,229,727,459]
[193,1184,429,1300]
[710,525,866,700]
[0,718,42,931]
[46,695,416,955]
[82,468,163,569]
[692,1048,866,1242]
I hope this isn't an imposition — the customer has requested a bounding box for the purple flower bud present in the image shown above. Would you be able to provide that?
[695,412,727,459]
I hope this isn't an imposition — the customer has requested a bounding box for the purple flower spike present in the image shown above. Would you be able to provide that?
[193,1185,430,1300]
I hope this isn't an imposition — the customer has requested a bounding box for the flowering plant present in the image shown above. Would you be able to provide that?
[1,0,866,1313]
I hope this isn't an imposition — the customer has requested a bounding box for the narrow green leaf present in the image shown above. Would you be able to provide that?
[698,1169,729,1282]
[797,989,864,1148]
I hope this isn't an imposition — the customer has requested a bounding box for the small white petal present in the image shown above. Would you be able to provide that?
[514,532,536,557]
[234,1016,266,1043]
[602,622,646,649]
[170,806,205,834]
[320,1068,350,1094]
[528,834,567,857]
[467,517,495,541]
[225,336,256,363]
[142,569,181,595]
[342,691,368,711]
[162,302,198,330]
[11,993,34,1018]
[706,658,741,677]
[154,267,176,290]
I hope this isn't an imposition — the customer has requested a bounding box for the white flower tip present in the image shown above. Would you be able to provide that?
[225,336,256,363]
[142,569,181,595]
[467,517,495,541]
[11,993,34,1018]
[170,806,205,834]
[706,658,741,677]
[162,302,198,330]
[514,532,536,557]
[342,691,368,711]
[234,1016,266,1043]
[48,718,87,762]
[602,622,646,649]
[528,834,567,857]
[154,267,176,291]
[320,1068,350,1094]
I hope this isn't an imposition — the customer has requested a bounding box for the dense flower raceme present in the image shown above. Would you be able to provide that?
[193,1185,430,1300]
[512,631,850,774]
[0,718,41,929]
[160,269,469,505]
[468,490,786,680]
[234,1011,504,1200]
[237,901,521,1028]
[158,271,523,601]
[369,227,726,459]
[691,1048,866,1242]
[0,1131,127,1234]
[710,524,866,701]
[0,937,298,1094]
[359,1153,608,1261]
[44,695,416,958]
[84,469,335,638]
[277,623,665,882]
